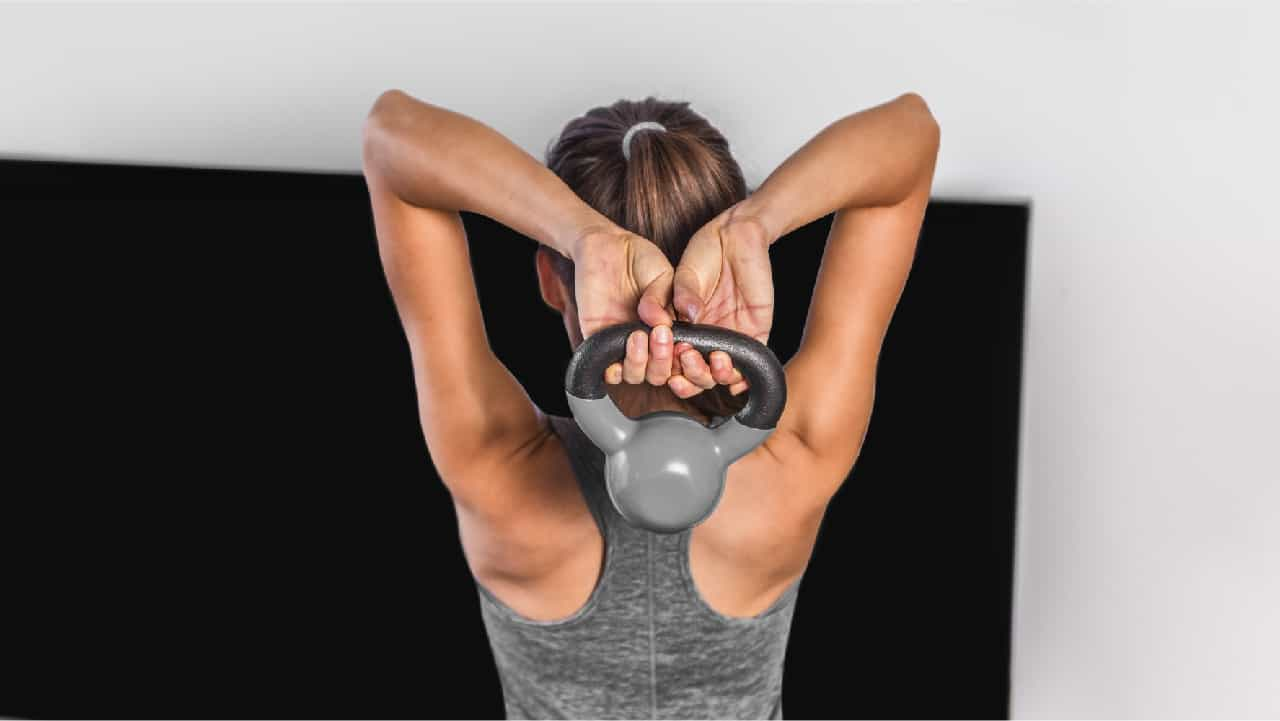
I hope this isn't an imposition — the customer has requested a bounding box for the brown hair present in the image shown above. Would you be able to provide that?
[542,96,750,420]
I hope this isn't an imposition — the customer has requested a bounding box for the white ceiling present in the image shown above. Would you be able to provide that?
[2,1,1029,197]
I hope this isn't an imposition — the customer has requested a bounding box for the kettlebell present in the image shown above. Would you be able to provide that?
[564,320,786,534]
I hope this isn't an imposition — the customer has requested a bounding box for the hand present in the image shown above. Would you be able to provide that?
[670,201,776,394]
[570,225,745,397]
[570,225,675,337]
[570,226,682,389]
[603,331,748,400]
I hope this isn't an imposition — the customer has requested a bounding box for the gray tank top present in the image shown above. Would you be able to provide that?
[474,414,802,720]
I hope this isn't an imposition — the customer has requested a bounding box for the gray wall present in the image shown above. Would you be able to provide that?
[3,3,1277,717]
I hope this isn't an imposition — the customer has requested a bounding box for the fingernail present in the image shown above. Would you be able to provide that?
[654,325,671,343]
[711,353,726,370]
[682,350,699,365]
[683,302,699,321]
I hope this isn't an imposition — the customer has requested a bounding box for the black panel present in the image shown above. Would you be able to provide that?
[0,159,1026,719]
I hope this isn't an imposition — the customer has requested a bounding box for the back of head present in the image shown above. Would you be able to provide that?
[544,96,750,420]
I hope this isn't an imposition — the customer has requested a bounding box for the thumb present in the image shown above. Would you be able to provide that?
[637,270,674,328]
[672,265,705,323]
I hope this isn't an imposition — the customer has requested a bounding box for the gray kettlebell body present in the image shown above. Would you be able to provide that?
[565,321,786,534]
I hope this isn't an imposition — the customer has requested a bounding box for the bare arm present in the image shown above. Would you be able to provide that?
[361,91,681,609]
[742,92,941,487]
[361,90,609,492]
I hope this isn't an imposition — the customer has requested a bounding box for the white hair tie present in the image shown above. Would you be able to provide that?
[621,121,667,161]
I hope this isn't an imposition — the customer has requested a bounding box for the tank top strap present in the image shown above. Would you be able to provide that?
[546,414,614,538]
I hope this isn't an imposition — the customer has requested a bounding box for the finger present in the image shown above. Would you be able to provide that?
[679,349,717,390]
[672,229,719,323]
[667,375,703,399]
[646,325,674,385]
[724,365,745,386]
[728,380,749,396]
[604,362,623,385]
[622,330,648,384]
[637,271,675,328]
[671,341,693,377]
[708,351,737,386]
[672,265,705,323]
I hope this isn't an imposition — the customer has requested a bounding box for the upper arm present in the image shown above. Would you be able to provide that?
[366,182,603,596]
[361,98,603,600]
[774,142,938,492]
[363,165,546,494]
[700,152,938,594]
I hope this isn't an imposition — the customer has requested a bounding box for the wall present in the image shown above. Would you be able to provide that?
[3,3,1278,717]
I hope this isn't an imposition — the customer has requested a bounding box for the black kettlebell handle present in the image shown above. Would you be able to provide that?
[565,321,786,430]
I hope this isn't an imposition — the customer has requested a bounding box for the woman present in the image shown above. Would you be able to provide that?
[361,89,939,719]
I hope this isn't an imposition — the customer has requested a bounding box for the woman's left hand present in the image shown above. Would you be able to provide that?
[570,225,675,338]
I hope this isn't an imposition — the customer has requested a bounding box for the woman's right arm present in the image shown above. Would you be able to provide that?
[739,93,941,495]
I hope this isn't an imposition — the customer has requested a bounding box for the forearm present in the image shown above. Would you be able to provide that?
[741,92,940,242]
[361,89,611,259]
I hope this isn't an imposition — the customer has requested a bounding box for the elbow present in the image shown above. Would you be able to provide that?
[897,91,934,119]
[361,89,412,169]
[899,92,941,148]
[367,88,412,124]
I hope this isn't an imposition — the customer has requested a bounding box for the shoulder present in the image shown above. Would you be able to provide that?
[775,346,879,476]
[695,342,876,570]
[443,413,586,531]
[683,430,849,616]
[446,414,603,599]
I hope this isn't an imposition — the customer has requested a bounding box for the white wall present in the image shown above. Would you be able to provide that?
[4,2,1278,717]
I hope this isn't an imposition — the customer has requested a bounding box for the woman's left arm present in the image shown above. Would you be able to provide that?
[360,90,672,501]
[362,89,586,488]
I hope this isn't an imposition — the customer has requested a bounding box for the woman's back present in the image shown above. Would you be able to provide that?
[477,415,800,720]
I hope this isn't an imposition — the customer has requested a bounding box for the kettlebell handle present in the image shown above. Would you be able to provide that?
[565,321,786,430]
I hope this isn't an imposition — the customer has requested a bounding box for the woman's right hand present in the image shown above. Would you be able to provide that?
[668,200,777,395]
[671,201,776,343]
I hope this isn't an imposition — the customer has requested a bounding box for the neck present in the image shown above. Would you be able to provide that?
[607,383,712,426]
